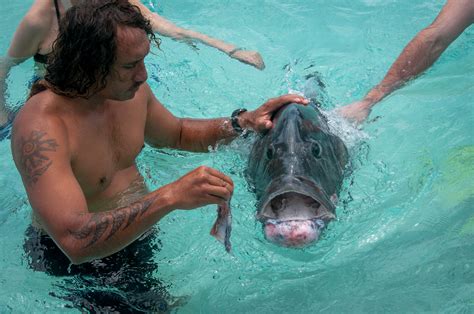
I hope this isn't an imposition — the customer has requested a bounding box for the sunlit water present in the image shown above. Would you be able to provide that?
[0,0,473,312]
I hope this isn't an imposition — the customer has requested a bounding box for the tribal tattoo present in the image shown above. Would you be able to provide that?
[69,196,157,248]
[18,130,59,185]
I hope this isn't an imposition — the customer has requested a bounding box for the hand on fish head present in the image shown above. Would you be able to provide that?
[249,103,346,248]
[237,94,309,133]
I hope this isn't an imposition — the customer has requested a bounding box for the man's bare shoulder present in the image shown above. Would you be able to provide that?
[12,90,70,145]
[119,82,158,117]
[139,82,154,102]
[22,89,69,115]
[10,91,74,189]
[139,82,166,110]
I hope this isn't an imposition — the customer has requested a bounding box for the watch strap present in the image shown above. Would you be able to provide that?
[230,108,247,134]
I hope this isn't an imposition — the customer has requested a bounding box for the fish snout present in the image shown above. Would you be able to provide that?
[264,219,325,247]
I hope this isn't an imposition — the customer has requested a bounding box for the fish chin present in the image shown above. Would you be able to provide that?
[258,189,332,247]
[264,219,324,247]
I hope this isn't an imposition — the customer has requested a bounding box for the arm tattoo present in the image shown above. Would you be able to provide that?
[18,130,59,185]
[69,196,157,248]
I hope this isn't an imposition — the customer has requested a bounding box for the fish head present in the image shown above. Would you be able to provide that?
[249,103,347,248]
[262,104,347,192]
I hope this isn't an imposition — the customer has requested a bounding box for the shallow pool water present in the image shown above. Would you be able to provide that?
[0,0,473,312]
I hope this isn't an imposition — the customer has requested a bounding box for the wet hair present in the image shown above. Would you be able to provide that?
[37,0,160,98]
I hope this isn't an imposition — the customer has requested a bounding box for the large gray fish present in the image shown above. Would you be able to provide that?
[247,102,348,247]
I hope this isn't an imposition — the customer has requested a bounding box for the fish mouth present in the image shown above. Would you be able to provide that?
[256,176,335,247]
[263,218,326,248]
[257,176,335,221]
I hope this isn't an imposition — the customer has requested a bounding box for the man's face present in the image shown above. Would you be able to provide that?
[99,26,150,101]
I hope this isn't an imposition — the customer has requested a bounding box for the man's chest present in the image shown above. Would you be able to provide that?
[69,109,146,199]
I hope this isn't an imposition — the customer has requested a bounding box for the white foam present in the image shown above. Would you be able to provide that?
[321,109,369,149]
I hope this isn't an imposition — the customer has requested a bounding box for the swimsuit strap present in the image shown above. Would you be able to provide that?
[33,53,49,64]
[34,0,60,65]
[53,0,61,26]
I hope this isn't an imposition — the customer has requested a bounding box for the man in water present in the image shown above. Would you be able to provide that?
[339,0,474,123]
[12,0,306,264]
[11,0,307,311]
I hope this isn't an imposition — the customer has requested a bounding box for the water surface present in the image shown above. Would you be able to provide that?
[0,0,473,312]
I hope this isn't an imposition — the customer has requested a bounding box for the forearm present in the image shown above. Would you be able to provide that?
[59,190,173,264]
[174,95,307,150]
[364,28,446,106]
[364,0,474,107]
[147,12,236,54]
[178,29,237,54]
[176,117,237,152]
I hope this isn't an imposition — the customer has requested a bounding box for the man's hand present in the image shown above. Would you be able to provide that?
[164,166,234,210]
[239,94,309,133]
[337,99,374,124]
[229,49,265,70]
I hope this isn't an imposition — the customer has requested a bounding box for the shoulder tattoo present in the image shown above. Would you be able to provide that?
[17,130,59,185]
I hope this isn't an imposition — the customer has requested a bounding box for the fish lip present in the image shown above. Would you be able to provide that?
[256,176,336,222]
[264,218,327,229]
[263,218,326,248]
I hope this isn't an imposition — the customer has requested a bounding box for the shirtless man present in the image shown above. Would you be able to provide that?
[339,0,474,123]
[11,0,307,265]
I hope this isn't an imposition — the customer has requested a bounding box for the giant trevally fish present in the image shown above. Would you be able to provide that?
[247,101,349,247]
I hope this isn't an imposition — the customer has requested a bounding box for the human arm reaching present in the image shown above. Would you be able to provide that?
[144,89,309,152]
[339,0,474,124]
[129,0,265,70]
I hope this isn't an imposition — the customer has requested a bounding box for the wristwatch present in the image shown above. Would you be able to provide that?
[230,108,247,134]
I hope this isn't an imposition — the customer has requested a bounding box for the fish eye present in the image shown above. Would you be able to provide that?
[312,142,322,158]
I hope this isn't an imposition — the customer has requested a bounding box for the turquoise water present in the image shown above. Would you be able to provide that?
[1,0,473,312]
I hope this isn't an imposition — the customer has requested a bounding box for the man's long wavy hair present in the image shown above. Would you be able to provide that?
[35,0,160,98]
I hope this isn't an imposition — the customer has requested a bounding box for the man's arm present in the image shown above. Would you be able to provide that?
[129,0,265,70]
[12,108,233,264]
[339,0,474,123]
[143,86,309,151]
